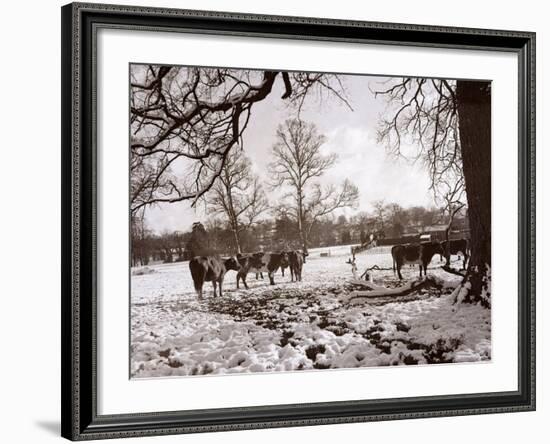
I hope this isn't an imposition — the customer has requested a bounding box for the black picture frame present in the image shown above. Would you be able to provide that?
[61,2,536,440]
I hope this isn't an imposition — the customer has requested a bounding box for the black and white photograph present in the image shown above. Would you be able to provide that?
[129,65,491,378]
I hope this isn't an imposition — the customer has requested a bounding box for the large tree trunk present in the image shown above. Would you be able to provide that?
[298,224,308,254]
[232,226,242,254]
[455,80,491,307]
[297,192,308,253]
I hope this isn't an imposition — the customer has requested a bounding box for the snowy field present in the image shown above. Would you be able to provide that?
[131,245,491,378]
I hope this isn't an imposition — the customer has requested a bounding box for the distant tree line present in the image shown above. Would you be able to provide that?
[131,201,467,266]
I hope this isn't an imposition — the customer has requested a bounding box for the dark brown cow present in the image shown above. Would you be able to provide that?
[441,238,470,269]
[282,251,294,280]
[287,250,307,282]
[237,252,289,286]
[391,242,444,280]
[284,251,293,281]
[189,256,240,298]
[235,253,266,289]
[281,250,308,278]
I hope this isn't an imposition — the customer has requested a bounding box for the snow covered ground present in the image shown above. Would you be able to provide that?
[130,245,491,378]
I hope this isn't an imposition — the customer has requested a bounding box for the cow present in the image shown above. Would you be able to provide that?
[391,241,444,280]
[256,251,289,286]
[281,250,307,278]
[287,250,307,282]
[189,256,240,298]
[237,252,289,286]
[441,238,470,269]
[235,252,266,289]
[280,251,289,277]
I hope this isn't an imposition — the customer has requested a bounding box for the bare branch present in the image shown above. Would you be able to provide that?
[130,66,351,213]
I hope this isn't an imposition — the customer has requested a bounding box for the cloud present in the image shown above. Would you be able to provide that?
[321,126,433,212]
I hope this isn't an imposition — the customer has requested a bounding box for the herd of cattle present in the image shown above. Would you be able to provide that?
[189,250,307,299]
[187,238,470,298]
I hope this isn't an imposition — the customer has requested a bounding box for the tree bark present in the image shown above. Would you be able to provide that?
[232,226,242,254]
[456,80,491,307]
[297,191,308,253]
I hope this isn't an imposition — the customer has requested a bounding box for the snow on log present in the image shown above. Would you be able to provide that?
[341,276,445,304]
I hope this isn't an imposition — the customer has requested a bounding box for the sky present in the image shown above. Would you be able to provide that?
[143,72,435,234]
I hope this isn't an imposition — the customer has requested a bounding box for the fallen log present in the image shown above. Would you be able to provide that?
[341,277,444,304]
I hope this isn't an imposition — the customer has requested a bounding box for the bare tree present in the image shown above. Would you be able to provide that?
[372,199,387,221]
[130,208,151,266]
[375,78,491,307]
[369,200,389,237]
[204,149,268,253]
[270,119,359,252]
[130,66,348,214]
